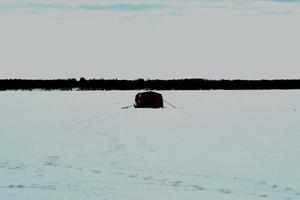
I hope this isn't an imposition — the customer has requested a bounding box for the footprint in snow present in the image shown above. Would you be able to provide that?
[0,161,26,170]
[258,194,268,198]
[219,189,231,194]
[44,155,60,166]
[9,184,25,188]
[90,169,102,174]
[143,176,152,180]
[128,174,139,178]
[190,185,204,190]
[172,180,182,187]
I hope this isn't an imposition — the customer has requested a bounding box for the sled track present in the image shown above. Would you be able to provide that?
[60,111,300,199]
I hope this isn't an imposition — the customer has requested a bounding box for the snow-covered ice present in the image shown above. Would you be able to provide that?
[0,90,300,200]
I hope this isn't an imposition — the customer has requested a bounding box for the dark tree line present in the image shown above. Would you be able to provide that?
[1,78,300,91]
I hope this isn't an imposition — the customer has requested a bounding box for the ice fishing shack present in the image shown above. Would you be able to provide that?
[134,91,163,108]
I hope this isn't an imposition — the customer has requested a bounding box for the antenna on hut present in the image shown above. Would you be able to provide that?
[163,99,176,109]
[122,105,134,109]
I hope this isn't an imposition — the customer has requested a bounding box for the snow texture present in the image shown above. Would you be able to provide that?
[0,90,300,200]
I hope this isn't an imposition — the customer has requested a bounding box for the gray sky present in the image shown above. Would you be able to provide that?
[1,0,300,79]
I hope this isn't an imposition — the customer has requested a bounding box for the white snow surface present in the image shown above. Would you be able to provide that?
[0,90,300,200]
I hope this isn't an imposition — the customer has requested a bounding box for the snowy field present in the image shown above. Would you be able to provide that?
[0,90,300,200]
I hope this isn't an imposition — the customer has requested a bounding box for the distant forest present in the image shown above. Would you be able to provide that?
[1,78,300,90]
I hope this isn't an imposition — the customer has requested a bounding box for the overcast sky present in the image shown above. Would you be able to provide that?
[1,0,300,80]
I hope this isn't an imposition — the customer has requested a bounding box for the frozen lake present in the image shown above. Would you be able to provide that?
[0,90,300,200]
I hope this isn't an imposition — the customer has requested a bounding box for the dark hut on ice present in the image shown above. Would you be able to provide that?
[134,91,163,108]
